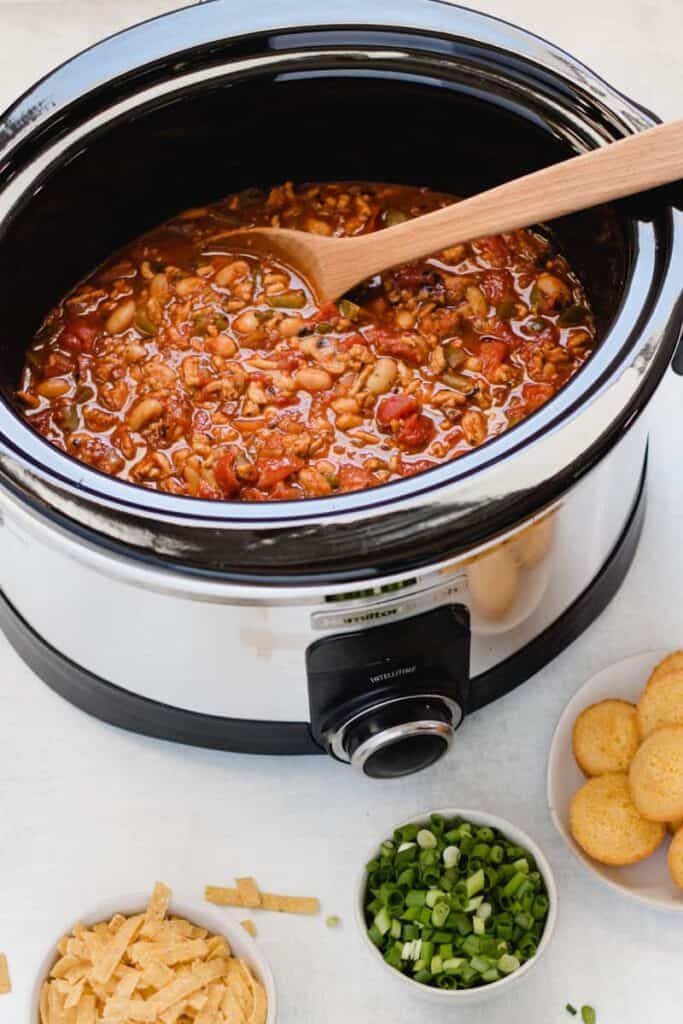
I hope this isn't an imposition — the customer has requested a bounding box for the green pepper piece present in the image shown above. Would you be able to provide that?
[384,208,408,227]
[315,321,333,334]
[339,298,360,319]
[135,312,157,335]
[62,405,79,432]
[74,385,95,404]
[266,291,306,309]
[558,304,586,327]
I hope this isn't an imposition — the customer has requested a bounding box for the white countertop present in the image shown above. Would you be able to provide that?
[1,2,682,1021]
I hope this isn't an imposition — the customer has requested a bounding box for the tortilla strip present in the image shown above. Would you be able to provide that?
[90,914,144,985]
[140,960,174,991]
[221,987,247,1024]
[249,981,268,1024]
[64,980,85,1009]
[195,982,225,1024]
[206,885,319,914]
[145,957,228,1014]
[0,954,10,994]
[236,878,261,909]
[40,981,49,1024]
[260,892,320,915]
[206,936,231,960]
[140,882,172,939]
[128,938,209,967]
[76,995,96,1024]
[241,920,257,938]
[110,966,141,1000]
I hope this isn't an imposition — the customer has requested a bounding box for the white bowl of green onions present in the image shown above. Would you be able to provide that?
[356,808,557,1004]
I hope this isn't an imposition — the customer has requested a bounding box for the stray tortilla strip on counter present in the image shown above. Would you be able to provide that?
[206,885,320,915]
[241,919,258,937]
[0,954,10,994]
[236,877,262,909]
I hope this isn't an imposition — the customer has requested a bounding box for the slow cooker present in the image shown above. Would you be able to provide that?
[0,0,681,778]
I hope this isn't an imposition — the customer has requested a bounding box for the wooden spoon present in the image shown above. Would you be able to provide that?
[224,119,683,302]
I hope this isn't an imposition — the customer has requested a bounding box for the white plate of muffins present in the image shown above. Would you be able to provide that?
[547,649,683,911]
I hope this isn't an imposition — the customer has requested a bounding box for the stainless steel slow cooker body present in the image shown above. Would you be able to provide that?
[0,0,681,775]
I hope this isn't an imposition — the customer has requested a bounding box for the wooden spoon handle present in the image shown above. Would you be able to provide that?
[343,119,683,282]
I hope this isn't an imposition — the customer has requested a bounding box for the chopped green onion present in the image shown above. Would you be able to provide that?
[417,829,437,850]
[442,845,460,868]
[465,869,485,898]
[498,954,520,974]
[374,907,392,936]
[566,1007,577,1017]
[581,1008,596,1024]
[363,816,550,990]
[325,915,341,928]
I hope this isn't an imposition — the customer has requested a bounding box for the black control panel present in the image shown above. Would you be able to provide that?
[307,605,470,775]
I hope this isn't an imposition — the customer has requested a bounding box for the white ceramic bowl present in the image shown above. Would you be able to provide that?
[355,808,557,1006]
[547,648,683,912]
[30,891,277,1022]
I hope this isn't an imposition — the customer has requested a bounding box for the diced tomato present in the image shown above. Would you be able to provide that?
[369,328,425,365]
[523,383,555,412]
[376,393,419,428]
[42,352,75,378]
[397,458,439,477]
[269,481,303,500]
[340,332,367,351]
[198,481,222,500]
[480,341,509,381]
[311,301,339,323]
[472,234,509,267]
[338,464,374,492]
[396,413,435,450]
[215,453,241,497]
[391,264,436,289]
[256,455,304,490]
[61,316,97,354]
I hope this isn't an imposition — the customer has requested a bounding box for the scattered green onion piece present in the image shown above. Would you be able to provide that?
[581,1008,596,1024]
[566,1006,577,1017]
[325,915,340,928]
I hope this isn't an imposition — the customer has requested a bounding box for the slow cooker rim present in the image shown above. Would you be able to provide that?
[0,0,681,582]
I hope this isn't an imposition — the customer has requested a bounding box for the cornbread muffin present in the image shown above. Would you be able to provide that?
[647,651,683,689]
[572,699,640,776]
[668,826,683,889]
[570,773,665,865]
[629,726,683,821]
[637,669,683,738]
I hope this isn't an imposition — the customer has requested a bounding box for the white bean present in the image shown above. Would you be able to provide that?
[127,397,164,432]
[366,357,398,395]
[106,298,135,334]
[295,367,332,391]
